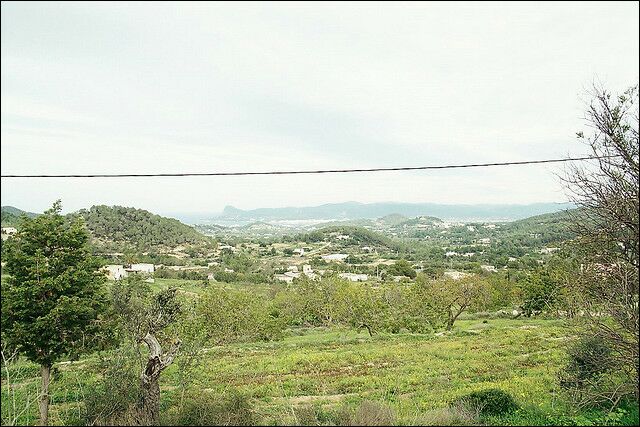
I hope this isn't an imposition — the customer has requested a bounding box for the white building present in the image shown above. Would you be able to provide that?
[104,265,127,280]
[445,251,458,257]
[293,248,305,256]
[444,271,472,280]
[322,253,349,262]
[1,227,17,241]
[338,273,368,282]
[481,265,498,273]
[274,274,295,283]
[128,263,155,274]
[539,247,560,254]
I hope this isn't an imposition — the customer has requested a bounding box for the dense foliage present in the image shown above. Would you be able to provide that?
[74,205,213,251]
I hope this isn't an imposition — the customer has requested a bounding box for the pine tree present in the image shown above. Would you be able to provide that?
[2,201,107,425]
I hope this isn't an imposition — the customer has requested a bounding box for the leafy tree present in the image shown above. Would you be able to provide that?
[196,286,285,343]
[333,281,387,336]
[1,201,107,425]
[386,259,417,279]
[520,270,559,317]
[420,276,492,330]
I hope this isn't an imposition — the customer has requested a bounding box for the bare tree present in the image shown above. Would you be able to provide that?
[563,83,639,395]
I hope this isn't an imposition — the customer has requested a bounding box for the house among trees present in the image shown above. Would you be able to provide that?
[104,263,155,281]
[338,273,368,282]
[1,226,17,240]
[321,253,349,262]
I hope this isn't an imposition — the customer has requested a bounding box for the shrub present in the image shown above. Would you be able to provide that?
[558,335,636,409]
[415,402,480,426]
[166,389,253,426]
[451,388,518,417]
[82,349,143,426]
[346,400,396,426]
[559,335,614,389]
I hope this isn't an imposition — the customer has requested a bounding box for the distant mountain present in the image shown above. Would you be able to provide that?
[73,205,213,251]
[216,201,574,222]
[1,206,39,227]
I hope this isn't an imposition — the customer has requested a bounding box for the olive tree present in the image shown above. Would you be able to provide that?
[110,277,182,424]
[421,276,492,330]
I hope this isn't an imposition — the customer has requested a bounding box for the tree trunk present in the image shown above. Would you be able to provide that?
[446,317,454,331]
[38,364,51,426]
[137,333,181,425]
[140,362,161,425]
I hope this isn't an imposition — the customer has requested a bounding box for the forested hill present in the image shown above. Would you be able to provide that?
[1,206,39,227]
[498,209,576,245]
[74,205,213,251]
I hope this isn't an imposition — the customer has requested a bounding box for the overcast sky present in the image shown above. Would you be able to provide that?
[1,1,638,216]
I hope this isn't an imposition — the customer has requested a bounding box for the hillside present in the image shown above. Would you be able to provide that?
[1,206,39,227]
[74,205,213,251]
[499,209,576,245]
[292,225,402,251]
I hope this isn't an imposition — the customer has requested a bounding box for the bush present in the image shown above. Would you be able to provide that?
[452,388,518,417]
[166,389,253,426]
[415,403,480,426]
[558,335,636,409]
[82,348,144,426]
[346,401,396,426]
[559,335,614,389]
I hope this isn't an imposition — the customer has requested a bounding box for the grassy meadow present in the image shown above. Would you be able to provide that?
[3,311,638,426]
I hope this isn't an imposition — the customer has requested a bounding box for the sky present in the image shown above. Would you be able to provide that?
[1,1,638,216]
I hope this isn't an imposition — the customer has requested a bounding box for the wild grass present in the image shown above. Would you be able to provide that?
[2,317,637,425]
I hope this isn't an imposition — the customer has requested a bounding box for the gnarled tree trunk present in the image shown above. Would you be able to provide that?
[138,333,181,425]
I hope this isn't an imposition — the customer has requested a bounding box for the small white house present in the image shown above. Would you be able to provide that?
[539,247,560,254]
[274,274,295,283]
[338,273,368,282]
[128,263,155,274]
[1,227,17,241]
[293,248,305,256]
[322,253,349,262]
[104,265,127,280]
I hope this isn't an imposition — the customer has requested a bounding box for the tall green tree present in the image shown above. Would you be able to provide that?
[1,201,107,425]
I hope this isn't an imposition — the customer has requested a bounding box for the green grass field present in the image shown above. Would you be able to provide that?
[6,316,638,426]
[2,274,638,425]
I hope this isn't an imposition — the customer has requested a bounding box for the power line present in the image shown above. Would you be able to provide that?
[0,155,615,178]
